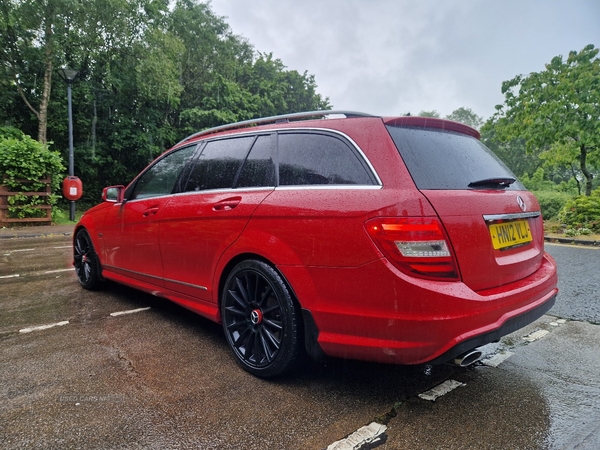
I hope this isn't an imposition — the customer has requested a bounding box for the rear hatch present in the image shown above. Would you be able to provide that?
[385,120,544,292]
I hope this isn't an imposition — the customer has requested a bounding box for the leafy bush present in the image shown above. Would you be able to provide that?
[558,190,600,232]
[533,191,572,220]
[0,127,65,218]
[564,227,592,237]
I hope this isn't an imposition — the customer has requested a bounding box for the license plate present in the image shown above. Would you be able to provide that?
[489,219,532,250]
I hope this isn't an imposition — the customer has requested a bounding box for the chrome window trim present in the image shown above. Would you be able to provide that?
[125,185,381,201]
[483,211,541,222]
[176,187,275,197]
[124,194,175,203]
[125,127,383,201]
[275,185,383,191]
[200,127,383,186]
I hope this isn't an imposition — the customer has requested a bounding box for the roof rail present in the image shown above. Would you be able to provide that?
[174,110,375,147]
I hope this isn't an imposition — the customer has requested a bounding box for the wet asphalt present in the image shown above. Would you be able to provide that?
[0,227,599,449]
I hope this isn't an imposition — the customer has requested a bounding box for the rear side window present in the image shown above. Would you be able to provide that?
[184,137,253,191]
[236,135,276,188]
[386,126,524,190]
[278,132,375,186]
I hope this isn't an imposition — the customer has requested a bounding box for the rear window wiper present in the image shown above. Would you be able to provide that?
[468,177,516,189]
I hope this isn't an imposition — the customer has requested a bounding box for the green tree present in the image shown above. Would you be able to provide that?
[445,107,483,130]
[0,0,331,201]
[0,0,76,143]
[417,110,441,118]
[480,119,543,179]
[492,44,600,196]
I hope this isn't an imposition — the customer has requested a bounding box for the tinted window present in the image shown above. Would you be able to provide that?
[236,135,276,188]
[130,146,196,199]
[278,133,374,186]
[386,126,524,190]
[184,137,253,191]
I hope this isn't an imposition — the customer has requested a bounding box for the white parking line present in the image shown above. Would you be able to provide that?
[3,248,35,256]
[482,351,514,367]
[329,318,566,449]
[44,268,75,274]
[19,321,69,334]
[326,422,387,450]
[418,379,466,401]
[0,274,20,279]
[109,307,151,317]
[523,329,550,342]
[53,246,72,249]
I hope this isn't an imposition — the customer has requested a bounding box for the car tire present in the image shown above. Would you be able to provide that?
[221,260,302,378]
[74,229,103,290]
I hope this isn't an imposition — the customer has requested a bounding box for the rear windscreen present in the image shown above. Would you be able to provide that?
[386,126,524,190]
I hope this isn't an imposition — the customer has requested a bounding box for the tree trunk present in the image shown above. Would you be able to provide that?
[570,163,582,196]
[92,99,97,158]
[37,16,53,144]
[580,144,593,196]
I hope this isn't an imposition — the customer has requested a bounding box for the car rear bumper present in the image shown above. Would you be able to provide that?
[282,252,558,365]
[427,290,556,365]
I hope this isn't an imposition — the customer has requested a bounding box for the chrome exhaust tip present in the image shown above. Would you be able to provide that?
[453,349,483,367]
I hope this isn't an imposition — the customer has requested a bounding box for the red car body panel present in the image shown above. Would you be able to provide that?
[101,196,168,286]
[159,189,273,301]
[422,189,546,291]
[75,113,558,367]
[277,253,557,365]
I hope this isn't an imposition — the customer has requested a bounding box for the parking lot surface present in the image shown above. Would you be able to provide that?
[1,229,599,449]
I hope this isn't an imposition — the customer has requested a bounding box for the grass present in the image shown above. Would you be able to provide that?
[52,206,85,225]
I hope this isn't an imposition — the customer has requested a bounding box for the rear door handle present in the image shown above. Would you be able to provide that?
[143,206,160,217]
[213,197,241,211]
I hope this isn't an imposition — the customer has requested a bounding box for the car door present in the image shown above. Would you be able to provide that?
[101,145,197,286]
[249,130,382,267]
[159,134,276,303]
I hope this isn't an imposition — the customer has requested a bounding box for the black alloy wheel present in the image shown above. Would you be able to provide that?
[221,260,301,378]
[73,229,103,290]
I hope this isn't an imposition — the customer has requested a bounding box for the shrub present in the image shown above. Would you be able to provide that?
[558,191,600,233]
[532,190,571,220]
[0,127,65,219]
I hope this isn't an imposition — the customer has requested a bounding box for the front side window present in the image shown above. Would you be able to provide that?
[130,146,196,200]
[278,133,375,186]
[184,137,253,192]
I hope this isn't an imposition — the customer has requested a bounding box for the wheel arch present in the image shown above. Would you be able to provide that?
[73,225,106,288]
[217,252,301,313]
[73,223,101,263]
[215,252,325,362]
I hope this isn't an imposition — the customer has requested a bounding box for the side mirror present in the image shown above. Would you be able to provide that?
[102,185,125,203]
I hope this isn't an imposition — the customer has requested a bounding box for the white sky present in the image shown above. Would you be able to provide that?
[209,0,600,121]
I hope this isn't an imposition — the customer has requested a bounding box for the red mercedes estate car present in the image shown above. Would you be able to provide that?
[74,111,558,377]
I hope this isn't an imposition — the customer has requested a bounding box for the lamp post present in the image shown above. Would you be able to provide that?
[57,68,79,221]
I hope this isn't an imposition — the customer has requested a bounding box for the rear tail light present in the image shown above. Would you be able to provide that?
[365,217,459,280]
